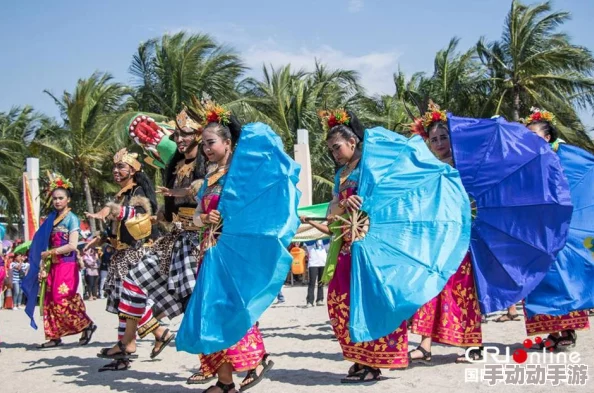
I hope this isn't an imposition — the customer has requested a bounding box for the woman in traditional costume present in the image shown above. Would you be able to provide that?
[407,103,483,364]
[522,108,590,349]
[189,104,271,393]
[322,109,408,383]
[36,174,97,348]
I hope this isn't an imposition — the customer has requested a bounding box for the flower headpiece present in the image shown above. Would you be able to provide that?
[422,101,447,128]
[47,172,73,193]
[409,100,447,141]
[202,100,231,126]
[523,107,556,125]
[318,109,350,132]
[176,108,203,132]
[409,118,429,141]
[113,148,142,171]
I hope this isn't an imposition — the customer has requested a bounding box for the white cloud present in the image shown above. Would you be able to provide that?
[243,41,400,95]
[348,0,364,13]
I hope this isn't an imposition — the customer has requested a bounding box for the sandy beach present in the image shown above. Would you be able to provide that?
[1,285,591,392]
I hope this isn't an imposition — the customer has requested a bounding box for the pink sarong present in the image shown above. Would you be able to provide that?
[44,262,93,340]
[328,243,408,369]
[410,253,482,346]
[199,325,266,375]
[524,309,590,336]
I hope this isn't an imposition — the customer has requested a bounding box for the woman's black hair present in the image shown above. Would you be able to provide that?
[529,120,558,143]
[202,115,242,147]
[325,110,364,166]
[133,171,158,214]
[325,110,364,144]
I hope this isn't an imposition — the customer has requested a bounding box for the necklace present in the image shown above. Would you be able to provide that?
[207,164,229,187]
[175,160,196,180]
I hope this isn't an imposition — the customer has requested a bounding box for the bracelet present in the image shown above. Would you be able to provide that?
[338,200,347,209]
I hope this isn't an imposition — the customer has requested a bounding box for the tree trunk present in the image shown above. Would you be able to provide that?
[512,87,520,122]
[82,173,97,234]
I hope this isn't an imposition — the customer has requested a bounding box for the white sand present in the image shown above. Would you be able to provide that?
[0,285,592,392]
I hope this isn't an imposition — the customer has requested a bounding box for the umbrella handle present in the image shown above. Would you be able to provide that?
[304,217,326,222]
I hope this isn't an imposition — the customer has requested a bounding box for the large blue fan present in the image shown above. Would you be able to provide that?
[525,144,594,316]
[176,122,301,355]
[349,127,471,343]
[448,115,573,314]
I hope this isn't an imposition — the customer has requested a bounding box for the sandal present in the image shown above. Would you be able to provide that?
[456,347,484,363]
[98,358,131,372]
[37,339,62,349]
[558,330,577,349]
[150,328,175,359]
[79,323,97,346]
[408,346,432,365]
[186,371,216,385]
[239,354,275,391]
[204,381,236,393]
[340,366,382,384]
[97,340,138,360]
[539,334,562,351]
[347,363,364,376]
[494,312,520,322]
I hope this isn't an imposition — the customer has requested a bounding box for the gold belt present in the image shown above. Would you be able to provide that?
[173,207,200,231]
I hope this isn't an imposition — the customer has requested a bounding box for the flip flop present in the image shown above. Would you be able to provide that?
[239,354,275,391]
[186,371,216,385]
[494,313,520,322]
[150,328,175,359]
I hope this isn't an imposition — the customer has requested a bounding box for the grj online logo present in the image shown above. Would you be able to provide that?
[464,336,589,386]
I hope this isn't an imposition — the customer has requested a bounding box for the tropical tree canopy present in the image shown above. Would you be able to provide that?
[2,0,594,236]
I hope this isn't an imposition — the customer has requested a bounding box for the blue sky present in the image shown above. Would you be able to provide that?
[1,0,593,126]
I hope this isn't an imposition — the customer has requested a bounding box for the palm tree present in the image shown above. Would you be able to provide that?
[477,0,594,148]
[234,62,364,202]
[0,106,34,224]
[129,32,246,118]
[35,72,129,233]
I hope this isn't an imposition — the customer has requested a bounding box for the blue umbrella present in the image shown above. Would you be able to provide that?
[448,115,573,314]
[176,122,301,355]
[349,127,471,343]
[525,144,594,316]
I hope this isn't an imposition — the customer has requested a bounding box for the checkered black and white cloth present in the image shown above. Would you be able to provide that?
[167,231,199,302]
[123,230,198,319]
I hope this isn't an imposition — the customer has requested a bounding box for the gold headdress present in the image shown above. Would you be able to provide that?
[113,148,142,171]
[176,107,203,131]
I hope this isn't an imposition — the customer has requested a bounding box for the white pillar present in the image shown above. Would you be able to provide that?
[294,129,312,207]
[26,157,40,229]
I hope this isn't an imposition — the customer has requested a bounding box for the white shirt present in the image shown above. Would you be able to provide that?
[307,246,328,268]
